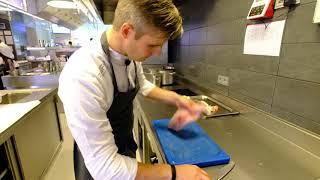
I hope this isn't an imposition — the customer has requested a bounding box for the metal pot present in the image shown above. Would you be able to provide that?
[145,72,161,87]
[163,65,175,71]
[160,70,175,86]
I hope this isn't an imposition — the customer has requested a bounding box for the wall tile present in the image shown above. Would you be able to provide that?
[205,45,279,75]
[182,62,205,80]
[229,90,272,112]
[238,46,279,75]
[205,45,238,68]
[180,31,190,45]
[206,19,246,45]
[279,43,320,83]
[273,77,320,123]
[301,0,316,4]
[229,69,276,104]
[189,27,207,45]
[206,0,252,26]
[271,106,320,135]
[283,2,320,43]
[178,46,190,63]
[189,45,206,62]
[180,0,213,29]
[202,64,229,96]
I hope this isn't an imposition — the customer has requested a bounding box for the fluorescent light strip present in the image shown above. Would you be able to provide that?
[26,47,46,51]
[0,1,46,21]
[47,0,77,9]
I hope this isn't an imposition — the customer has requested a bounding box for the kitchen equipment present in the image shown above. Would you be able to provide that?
[186,95,240,118]
[216,160,235,180]
[163,65,175,71]
[247,0,274,20]
[152,119,230,167]
[145,72,161,87]
[159,70,175,86]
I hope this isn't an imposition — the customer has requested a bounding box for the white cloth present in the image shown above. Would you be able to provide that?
[58,39,155,180]
[0,42,14,59]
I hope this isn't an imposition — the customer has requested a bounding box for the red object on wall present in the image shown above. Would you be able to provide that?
[247,0,275,20]
[264,0,275,19]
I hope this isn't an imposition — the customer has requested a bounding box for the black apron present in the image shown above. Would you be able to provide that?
[73,33,140,180]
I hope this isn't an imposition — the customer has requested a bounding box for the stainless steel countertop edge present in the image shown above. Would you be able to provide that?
[0,88,58,144]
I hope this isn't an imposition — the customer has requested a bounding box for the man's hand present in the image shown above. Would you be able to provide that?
[175,96,203,114]
[146,87,218,130]
[168,108,199,131]
[169,96,218,131]
[176,164,211,180]
[135,163,211,180]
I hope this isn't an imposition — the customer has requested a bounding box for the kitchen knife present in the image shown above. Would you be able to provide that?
[216,160,235,180]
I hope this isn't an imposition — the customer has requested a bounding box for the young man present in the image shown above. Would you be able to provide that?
[58,0,212,179]
[0,40,15,89]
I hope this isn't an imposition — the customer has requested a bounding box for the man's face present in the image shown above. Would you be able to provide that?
[124,25,167,62]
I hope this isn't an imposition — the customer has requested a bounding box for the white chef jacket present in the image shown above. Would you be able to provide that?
[0,42,14,59]
[58,39,156,180]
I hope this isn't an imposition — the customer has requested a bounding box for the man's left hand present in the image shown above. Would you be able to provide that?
[169,96,218,131]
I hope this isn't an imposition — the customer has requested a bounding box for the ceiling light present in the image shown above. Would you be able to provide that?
[47,0,77,9]
[0,3,12,12]
[0,7,12,12]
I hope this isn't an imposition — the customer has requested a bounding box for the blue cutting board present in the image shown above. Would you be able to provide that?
[152,119,230,167]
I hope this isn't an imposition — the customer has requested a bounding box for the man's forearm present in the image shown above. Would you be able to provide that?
[146,86,180,106]
[135,163,171,180]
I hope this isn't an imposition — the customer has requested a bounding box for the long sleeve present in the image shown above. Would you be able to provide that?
[136,62,156,96]
[58,49,138,180]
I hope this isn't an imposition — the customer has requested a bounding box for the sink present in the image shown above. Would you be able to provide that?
[0,92,32,104]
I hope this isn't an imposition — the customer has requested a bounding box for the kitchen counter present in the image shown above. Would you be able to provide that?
[0,88,63,179]
[136,78,320,179]
[1,72,60,89]
[0,88,58,143]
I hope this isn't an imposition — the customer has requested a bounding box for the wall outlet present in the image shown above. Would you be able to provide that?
[275,0,285,9]
[217,75,229,86]
[276,0,300,9]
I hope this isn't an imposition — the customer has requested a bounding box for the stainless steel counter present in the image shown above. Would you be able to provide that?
[0,88,63,179]
[136,78,320,179]
[0,88,58,142]
[1,73,60,89]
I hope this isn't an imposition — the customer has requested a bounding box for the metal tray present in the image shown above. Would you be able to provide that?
[188,95,240,118]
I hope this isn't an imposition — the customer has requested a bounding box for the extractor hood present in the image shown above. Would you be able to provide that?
[36,0,89,30]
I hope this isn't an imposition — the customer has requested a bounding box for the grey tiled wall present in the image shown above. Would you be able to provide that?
[172,0,320,135]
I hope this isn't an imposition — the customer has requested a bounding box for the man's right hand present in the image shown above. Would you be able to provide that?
[136,163,211,180]
[176,164,211,180]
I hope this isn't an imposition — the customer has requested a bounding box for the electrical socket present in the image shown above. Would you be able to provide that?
[275,0,285,9]
[276,0,300,9]
[217,75,229,86]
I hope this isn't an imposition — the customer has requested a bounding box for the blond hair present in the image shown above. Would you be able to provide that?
[113,0,183,40]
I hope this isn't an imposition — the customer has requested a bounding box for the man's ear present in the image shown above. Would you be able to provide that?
[120,23,134,39]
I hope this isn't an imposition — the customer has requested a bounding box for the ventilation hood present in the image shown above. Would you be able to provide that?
[36,0,89,30]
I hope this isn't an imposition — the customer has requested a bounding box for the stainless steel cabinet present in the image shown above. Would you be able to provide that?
[0,138,21,180]
[133,100,164,164]
[14,96,62,179]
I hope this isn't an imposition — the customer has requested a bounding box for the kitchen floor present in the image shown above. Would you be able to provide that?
[42,113,142,180]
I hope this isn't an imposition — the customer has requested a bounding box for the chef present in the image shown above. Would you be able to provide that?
[58,0,214,180]
[0,40,15,90]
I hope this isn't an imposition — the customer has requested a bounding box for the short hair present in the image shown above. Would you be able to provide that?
[113,0,183,40]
